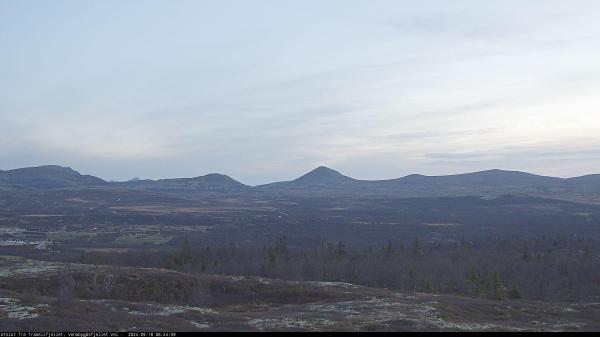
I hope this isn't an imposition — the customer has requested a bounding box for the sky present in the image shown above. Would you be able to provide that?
[1,0,600,185]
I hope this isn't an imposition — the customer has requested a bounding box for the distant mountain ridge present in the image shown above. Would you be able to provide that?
[391,169,562,186]
[0,165,108,189]
[256,167,600,199]
[113,173,251,193]
[2,164,600,198]
[259,166,357,190]
[255,167,573,195]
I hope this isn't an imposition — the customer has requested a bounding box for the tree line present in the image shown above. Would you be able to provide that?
[71,233,600,303]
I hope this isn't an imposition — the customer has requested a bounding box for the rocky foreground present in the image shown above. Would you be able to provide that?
[1,256,599,332]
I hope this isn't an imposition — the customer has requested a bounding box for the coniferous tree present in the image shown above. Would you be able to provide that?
[424,281,433,293]
[408,268,416,292]
[492,271,508,300]
[508,285,521,299]
[412,238,422,256]
[336,241,346,257]
[385,240,394,255]
[522,242,529,261]
[182,237,191,265]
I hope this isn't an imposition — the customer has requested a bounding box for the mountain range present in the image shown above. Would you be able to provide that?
[0,165,108,189]
[1,164,600,198]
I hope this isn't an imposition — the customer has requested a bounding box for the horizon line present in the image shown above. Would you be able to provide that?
[1,164,598,187]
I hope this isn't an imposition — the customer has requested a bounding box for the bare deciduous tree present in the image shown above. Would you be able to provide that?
[104,272,117,294]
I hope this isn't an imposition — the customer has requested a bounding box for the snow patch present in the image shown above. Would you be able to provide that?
[0,297,48,320]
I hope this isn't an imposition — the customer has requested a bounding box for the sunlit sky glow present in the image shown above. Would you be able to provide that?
[1,0,600,185]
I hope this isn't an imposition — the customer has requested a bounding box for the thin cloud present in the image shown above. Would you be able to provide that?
[1,1,600,184]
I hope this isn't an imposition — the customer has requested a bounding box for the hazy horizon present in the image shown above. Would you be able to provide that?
[2,0,600,185]
[1,163,598,186]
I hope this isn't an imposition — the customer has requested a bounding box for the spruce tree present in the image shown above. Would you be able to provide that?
[522,242,529,261]
[182,237,192,265]
[385,240,394,255]
[492,271,508,300]
[424,281,433,293]
[508,285,521,299]
[412,238,422,256]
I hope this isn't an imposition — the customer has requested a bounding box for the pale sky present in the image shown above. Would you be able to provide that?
[1,0,600,185]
